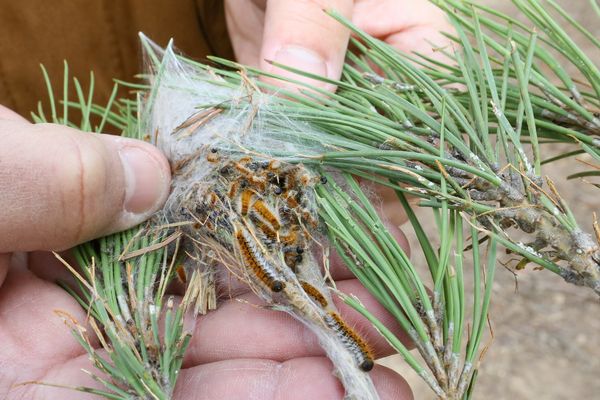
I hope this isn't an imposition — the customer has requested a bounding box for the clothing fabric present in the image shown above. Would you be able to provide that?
[0,0,233,119]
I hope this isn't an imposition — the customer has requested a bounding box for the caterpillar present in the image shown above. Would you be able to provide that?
[252,199,281,231]
[280,227,299,245]
[283,245,305,271]
[324,312,374,372]
[252,219,278,248]
[234,225,285,292]
[176,264,187,284]
[300,280,328,308]
[227,180,240,199]
[240,189,254,216]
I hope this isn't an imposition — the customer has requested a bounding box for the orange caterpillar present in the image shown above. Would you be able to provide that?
[278,165,300,190]
[227,181,240,199]
[266,160,281,171]
[235,226,284,292]
[299,173,313,186]
[253,220,278,245]
[204,191,219,207]
[233,157,253,174]
[232,160,267,190]
[300,280,328,308]
[248,175,267,191]
[240,189,254,215]
[252,199,281,231]
[324,312,374,372]
[280,227,299,245]
[176,264,187,284]
[284,250,301,271]
[284,193,300,209]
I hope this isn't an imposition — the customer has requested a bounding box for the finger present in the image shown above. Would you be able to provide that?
[174,358,413,400]
[6,352,103,400]
[366,182,410,227]
[385,25,452,60]
[28,251,79,285]
[224,0,266,66]
[0,266,97,372]
[260,0,353,92]
[0,120,171,252]
[184,278,412,366]
[353,0,453,58]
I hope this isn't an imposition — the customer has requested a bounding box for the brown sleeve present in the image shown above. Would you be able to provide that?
[0,0,234,121]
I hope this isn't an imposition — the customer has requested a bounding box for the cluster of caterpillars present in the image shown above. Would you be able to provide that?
[177,149,374,372]
[204,150,315,277]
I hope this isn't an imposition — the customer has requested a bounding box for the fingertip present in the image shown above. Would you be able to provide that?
[371,363,414,400]
[174,357,413,400]
[102,135,172,231]
[259,0,353,93]
[260,45,337,93]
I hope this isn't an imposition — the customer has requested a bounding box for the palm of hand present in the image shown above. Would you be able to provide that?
[0,251,412,399]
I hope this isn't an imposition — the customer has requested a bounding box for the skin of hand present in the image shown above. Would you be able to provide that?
[225,0,452,91]
[1,1,449,398]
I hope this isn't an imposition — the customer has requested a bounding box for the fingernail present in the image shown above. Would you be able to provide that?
[119,145,170,214]
[272,45,328,79]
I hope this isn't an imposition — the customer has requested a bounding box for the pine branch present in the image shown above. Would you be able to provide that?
[191,3,600,296]
[33,2,599,399]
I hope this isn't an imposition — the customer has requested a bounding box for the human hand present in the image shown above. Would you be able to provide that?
[225,0,452,91]
[3,251,414,399]
[171,238,414,399]
[0,105,171,398]
[0,103,413,398]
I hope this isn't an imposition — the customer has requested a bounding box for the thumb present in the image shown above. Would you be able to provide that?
[259,0,353,92]
[0,118,171,252]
